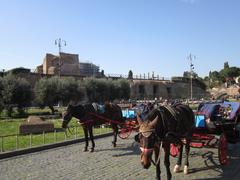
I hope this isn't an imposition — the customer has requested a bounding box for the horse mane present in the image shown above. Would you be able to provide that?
[67,103,96,120]
[143,108,161,122]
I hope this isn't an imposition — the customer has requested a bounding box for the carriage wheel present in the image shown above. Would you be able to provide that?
[118,128,132,139]
[170,144,179,157]
[218,133,228,165]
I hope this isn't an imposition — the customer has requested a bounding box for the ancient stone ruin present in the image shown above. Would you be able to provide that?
[19,116,54,134]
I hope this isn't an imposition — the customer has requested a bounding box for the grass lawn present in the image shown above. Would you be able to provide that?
[0,116,112,152]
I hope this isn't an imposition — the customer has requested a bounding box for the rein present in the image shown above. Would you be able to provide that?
[63,119,94,137]
[151,143,162,167]
[139,128,162,167]
[140,140,162,167]
[87,112,125,126]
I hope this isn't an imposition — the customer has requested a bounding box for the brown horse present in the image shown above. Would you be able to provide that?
[62,102,123,152]
[135,103,195,180]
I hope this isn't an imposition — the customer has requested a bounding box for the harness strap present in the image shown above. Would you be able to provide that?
[164,105,178,121]
[161,106,183,144]
[140,147,153,154]
[92,103,98,112]
[150,142,162,166]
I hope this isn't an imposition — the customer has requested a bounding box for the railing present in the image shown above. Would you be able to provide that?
[0,125,112,153]
[105,73,170,81]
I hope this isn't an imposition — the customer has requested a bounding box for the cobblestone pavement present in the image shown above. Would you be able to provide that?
[0,134,240,180]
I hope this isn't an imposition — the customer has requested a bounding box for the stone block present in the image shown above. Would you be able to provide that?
[19,116,54,134]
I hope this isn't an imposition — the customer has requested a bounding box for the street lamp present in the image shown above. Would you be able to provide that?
[188,54,195,100]
[55,38,66,77]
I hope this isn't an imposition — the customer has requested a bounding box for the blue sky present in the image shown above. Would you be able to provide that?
[0,0,239,78]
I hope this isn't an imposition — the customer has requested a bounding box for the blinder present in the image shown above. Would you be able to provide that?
[135,128,156,143]
[137,129,158,153]
[141,129,155,138]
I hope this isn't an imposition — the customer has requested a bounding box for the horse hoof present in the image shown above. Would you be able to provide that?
[82,148,88,152]
[184,165,188,175]
[173,164,181,173]
[112,142,116,147]
[89,148,94,153]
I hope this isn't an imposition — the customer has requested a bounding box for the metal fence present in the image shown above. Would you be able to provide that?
[0,125,112,153]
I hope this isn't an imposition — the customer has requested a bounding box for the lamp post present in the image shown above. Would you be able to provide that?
[55,38,66,77]
[188,53,195,100]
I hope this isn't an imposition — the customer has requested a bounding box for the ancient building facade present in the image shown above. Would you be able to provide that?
[129,79,209,100]
[36,52,80,76]
[79,62,101,76]
[36,52,101,76]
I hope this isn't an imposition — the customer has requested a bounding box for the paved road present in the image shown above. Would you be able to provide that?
[0,134,240,180]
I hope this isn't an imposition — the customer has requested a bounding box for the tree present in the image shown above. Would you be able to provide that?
[116,79,130,100]
[1,74,32,116]
[13,77,32,115]
[84,78,109,103]
[59,77,84,105]
[8,67,30,74]
[219,66,240,82]
[210,71,221,81]
[84,78,130,103]
[183,71,198,78]
[0,78,4,113]
[34,76,59,114]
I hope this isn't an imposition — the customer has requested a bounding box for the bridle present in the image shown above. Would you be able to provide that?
[139,128,162,166]
[62,108,78,137]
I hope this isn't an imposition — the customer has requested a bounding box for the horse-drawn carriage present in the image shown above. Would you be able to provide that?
[62,101,240,180]
[171,101,240,165]
[119,102,156,139]
[118,104,146,139]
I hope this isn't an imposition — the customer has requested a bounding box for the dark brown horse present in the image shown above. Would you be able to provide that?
[62,102,123,152]
[135,103,195,180]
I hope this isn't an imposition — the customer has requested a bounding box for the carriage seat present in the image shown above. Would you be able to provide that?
[197,103,221,121]
[92,103,105,114]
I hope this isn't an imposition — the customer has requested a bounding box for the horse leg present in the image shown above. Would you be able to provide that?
[112,124,118,147]
[154,145,161,180]
[88,126,95,152]
[183,140,190,174]
[173,144,183,173]
[164,143,172,180]
[82,126,89,152]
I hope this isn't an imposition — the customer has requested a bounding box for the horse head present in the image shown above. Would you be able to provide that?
[62,103,90,128]
[136,111,159,169]
[62,104,73,128]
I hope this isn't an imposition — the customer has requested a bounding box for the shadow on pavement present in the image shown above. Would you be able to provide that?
[192,142,240,180]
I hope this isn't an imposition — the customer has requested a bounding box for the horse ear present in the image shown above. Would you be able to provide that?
[149,115,158,128]
[136,113,143,125]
